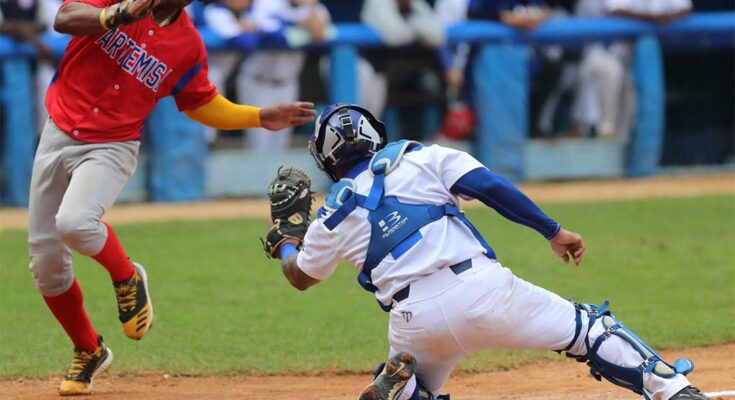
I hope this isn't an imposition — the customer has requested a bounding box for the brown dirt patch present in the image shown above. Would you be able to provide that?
[3,343,733,400]
[1,174,734,232]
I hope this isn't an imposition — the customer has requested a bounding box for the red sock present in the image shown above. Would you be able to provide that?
[43,279,99,352]
[92,222,135,282]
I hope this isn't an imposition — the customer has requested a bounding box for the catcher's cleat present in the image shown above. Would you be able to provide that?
[359,352,417,400]
[58,336,113,396]
[670,386,711,400]
[114,262,153,340]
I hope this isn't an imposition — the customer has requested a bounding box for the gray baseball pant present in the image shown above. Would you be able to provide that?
[28,119,139,297]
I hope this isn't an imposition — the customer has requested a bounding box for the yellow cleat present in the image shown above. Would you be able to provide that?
[59,336,113,396]
[114,262,154,340]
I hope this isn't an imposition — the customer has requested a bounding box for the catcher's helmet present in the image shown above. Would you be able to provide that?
[309,104,387,182]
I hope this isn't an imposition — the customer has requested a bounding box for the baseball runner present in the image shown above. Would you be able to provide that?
[263,104,709,400]
[29,0,315,395]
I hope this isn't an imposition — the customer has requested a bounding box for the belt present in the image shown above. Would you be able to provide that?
[389,259,473,308]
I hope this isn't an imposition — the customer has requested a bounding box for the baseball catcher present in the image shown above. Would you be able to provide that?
[265,103,710,400]
[263,167,314,259]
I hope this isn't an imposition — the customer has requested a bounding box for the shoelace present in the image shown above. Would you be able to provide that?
[66,350,95,378]
[115,276,139,313]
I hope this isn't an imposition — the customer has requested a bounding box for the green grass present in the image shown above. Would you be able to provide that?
[1,195,733,377]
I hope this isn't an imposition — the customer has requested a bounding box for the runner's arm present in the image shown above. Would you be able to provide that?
[54,2,107,35]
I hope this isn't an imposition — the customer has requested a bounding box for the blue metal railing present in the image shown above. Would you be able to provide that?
[1,13,733,205]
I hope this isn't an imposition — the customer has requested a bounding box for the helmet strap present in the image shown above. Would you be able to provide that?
[338,108,356,140]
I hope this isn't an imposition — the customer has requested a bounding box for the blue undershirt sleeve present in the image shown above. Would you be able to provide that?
[279,242,299,264]
[450,167,561,239]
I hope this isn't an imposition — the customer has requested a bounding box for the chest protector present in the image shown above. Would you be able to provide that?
[321,141,495,308]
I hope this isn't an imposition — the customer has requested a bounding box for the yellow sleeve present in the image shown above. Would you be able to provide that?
[184,94,261,130]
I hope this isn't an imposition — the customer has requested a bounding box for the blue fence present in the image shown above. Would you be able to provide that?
[1,13,734,205]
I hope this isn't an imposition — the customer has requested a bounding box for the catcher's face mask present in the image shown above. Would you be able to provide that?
[309,104,387,182]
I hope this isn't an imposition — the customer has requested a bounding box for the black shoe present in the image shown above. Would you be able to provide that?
[359,352,417,400]
[671,386,711,400]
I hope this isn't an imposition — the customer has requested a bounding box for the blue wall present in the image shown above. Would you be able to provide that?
[1,13,734,204]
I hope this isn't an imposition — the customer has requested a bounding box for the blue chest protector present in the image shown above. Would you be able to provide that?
[321,141,495,307]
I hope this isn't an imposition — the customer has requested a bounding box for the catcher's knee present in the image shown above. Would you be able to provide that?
[563,301,694,397]
[55,210,105,256]
[29,250,74,297]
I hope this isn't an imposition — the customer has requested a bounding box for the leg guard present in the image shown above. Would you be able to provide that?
[565,301,694,399]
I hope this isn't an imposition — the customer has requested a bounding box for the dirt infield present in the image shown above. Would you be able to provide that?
[2,343,733,399]
[1,173,734,232]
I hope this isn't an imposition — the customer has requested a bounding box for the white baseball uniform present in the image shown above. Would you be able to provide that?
[297,144,692,399]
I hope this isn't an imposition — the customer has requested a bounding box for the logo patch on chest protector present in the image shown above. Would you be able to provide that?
[378,211,408,238]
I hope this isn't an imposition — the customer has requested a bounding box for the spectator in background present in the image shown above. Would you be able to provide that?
[203,0,257,142]
[442,1,553,98]
[438,0,555,140]
[467,0,549,29]
[530,0,576,138]
[435,0,469,92]
[361,0,446,141]
[240,0,331,151]
[317,0,388,119]
[607,0,692,24]
[0,0,51,61]
[434,0,476,141]
[0,0,60,131]
[572,0,691,140]
[35,0,62,131]
[362,0,445,47]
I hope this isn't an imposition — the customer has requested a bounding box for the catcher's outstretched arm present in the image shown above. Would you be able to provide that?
[280,244,320,291]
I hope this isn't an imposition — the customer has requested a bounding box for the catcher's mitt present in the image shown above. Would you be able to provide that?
[262,167,313,259]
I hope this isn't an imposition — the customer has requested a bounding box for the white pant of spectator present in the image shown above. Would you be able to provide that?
[238,52,305,151]
[204,52,241,142]
[573,44,636,140]
[355,57,388,118]
[320,56,388,118]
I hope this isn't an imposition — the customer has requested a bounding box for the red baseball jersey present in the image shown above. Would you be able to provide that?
[46,0,217,143]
